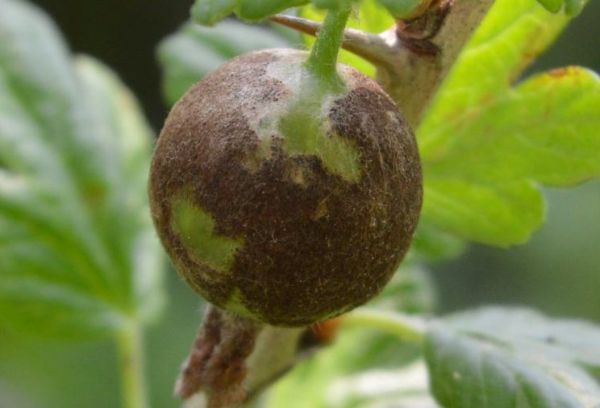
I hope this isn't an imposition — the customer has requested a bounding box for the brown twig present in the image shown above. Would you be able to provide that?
[269,14,391,65]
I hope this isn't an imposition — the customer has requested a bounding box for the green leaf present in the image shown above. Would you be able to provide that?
[425,307,600,408]
[418,0,599,246]
[191,0,237,26]
[411,221,466,262]
[423,180,546,246]
[237,0,308,21]
[420,0,582,119]
[564,0,585,15]
[269,358,438,408]
[427,68,600,187]
[157,20,294,105]
[537,0,563,12]
[267,327,428,408]
[375,264,437,314]
[0,0,163,338]
[537,0,585,15]
[311,0,352,10]
[377,0,425,19]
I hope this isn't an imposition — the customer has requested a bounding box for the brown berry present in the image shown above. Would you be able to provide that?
[149,49,422,326]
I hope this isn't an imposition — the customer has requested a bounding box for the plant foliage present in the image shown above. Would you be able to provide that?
[419,0,600,246]
[0,0,599,406]
[426,308,600,407]
[0,0,163,338]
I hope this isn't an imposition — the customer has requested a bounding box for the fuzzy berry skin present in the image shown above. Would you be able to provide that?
[149,49,422,326]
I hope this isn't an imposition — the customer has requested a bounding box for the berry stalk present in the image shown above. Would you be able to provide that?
[305,4,352,88]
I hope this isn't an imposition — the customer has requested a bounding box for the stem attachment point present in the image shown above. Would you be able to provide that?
[305,5,352,87]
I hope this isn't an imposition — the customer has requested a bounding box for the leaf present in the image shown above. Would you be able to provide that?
[311,0,352,10]
[537,0,563,12]
[157,20,294,105]
[564,0,585,15]
[236,0,308,21]
[267,328,429,408]
[271,360,438,408]
[418,0,599,246]
[536,0,585,15]
[425,307,600,408]
[375,264,437,314]
[423,180,545,246]
[411,221,466,262]
[327,363,440,408]
[0,0,163,338]
[191,0,237,26]
[377,0,430,19]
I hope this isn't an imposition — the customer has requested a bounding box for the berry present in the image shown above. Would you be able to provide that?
[149,49,422,326]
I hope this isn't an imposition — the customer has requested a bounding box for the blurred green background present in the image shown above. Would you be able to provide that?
[0,1,598,407]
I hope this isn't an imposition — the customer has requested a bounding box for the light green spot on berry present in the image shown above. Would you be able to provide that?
[170,194,241,274]
[223,288,259,320]
[278,94,361,183]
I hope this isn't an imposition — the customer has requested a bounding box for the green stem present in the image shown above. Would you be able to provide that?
[116,321,149,408]
[341,308,427,344]
[305,4,352,86]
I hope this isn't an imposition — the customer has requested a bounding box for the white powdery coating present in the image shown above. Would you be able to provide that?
[246,49,348,140]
